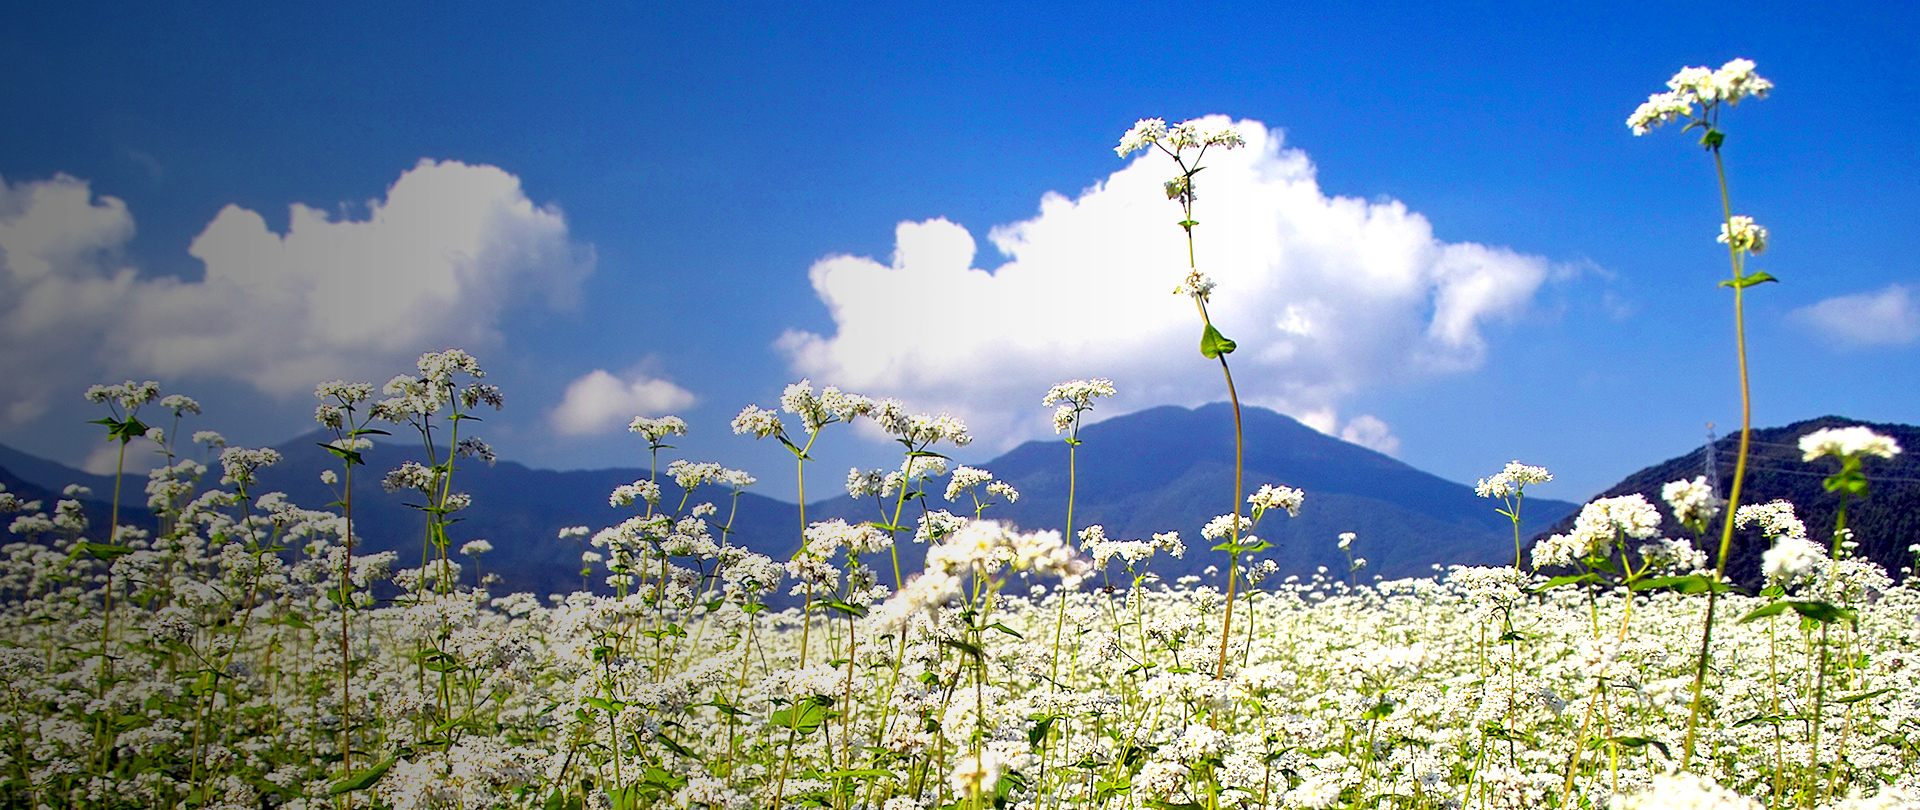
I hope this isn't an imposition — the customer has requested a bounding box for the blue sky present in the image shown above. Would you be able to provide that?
[1,1,1915,503]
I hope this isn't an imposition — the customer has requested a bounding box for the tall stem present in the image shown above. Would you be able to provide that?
[1681,143,1755,770]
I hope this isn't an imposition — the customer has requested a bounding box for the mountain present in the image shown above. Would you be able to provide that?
[1,403,1576,597]
[1533,416,1920,587]
[805,404,1577,583]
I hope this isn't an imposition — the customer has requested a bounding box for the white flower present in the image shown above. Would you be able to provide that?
[1762,534,1826,588]
[1532,494,1659,568]
[1660,475,1723,532]
[1628,58,1771,135]
[1717,215,1768,254]
[1474,461,1552,498]
[1337,532,1355,551]
[1799,426,1902,461]
[1735,500,1807,541]
[459,539,492,557]
[948,749,1002,797]
[1201,513,1252,541]
[1248,483,1304,518]
[730,405,784,439]
[627,415,688,443]
[1115,118,1168,157]
[1615,773,1761,810]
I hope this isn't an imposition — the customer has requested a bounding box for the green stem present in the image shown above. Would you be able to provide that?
[1681,141,1756,772]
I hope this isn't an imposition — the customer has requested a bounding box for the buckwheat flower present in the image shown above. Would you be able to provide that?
[847,467,886,498]
[1734,499,1807,541]
[1762,534,1826,588]
[1717,215,1768,254]
[803,519,890,558]
[1248,483,1305,518]
[1537,493,1662,570]
[1639,536,1708,573]
[1153,530,1186,558]
[85,380,162,410]
[158,393,200,415]
[454,437,495,464]
[442,492,472,512]
[914,509,967,543]
[315,380,373,404]
[944,466,993,502]
[1708,58,1773,105]
[557,525,590,540]
[1337,532,1355,551]
[1174,269,1216,302]
[1661,475,1723,533]
[1041,378,1117,407]
[627,414,688,443]
[1628,90,1696,135]
[1202,514,1253,541]
[384,461,437,494]
[948,749,1003,797]
[1475,461,1553,498]
[730,405,784,439]
[667,460,726,491]
[459,539,492,557]
[1115,117,1168,157]
[1799,425,1902,461]
[1616,773,1761,810]
[985,480,1019,503]
[192,430,226,447]
[218,446,281,489]
[780,379,830,433]
[319,469,338,485]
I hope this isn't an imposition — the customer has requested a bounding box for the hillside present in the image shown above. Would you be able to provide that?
[1534,416,1919,586]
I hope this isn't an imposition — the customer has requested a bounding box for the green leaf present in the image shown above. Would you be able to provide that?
[770,699,827,735]
[317,441,365,466]
[1630,574,1730,594]
[1738,602,1791,623]
[1533,573,1598,592]
[1719,271,1779,290]
[985,621,1024,638]
[328,756,396,795]
[77,542,136,561]
[1595,736,1670,759]
[1200,324,1237,359]
[1361,698,1395,721]
[1734,713,1795,728]
[1832,688,1892,705]
[939,638,984,661]
[1029,713,1062,746]
[1787,600,1855,625]
[820,599,868,619]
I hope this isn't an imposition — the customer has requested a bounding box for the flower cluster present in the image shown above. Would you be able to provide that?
[1799,426,1903,461]
[1474,461,1552,499]
[1627,58,1773,135]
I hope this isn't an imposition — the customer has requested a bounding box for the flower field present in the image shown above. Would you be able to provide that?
[3,58,1918,810]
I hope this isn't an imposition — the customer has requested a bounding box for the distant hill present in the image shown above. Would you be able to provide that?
[1,403,1577,597]
[810,403,1578,583]
[1534,416,1920,587]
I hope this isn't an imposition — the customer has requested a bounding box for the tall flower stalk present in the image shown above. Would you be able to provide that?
[1628,57,1775,769]
[316,380,380,783]
[1117,117,1250,680]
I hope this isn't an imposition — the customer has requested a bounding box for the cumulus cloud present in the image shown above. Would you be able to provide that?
[777,116,1550,451]
[550,369,697,436]
[0,160,591,427]
[1790,284,1920,348]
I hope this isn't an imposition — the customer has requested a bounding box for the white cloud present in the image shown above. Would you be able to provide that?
[0,160,592,427]
[1790,284,1920,348]
[1339,415,1401,456]
[550,369,697,436]
[777,116,1549,451]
